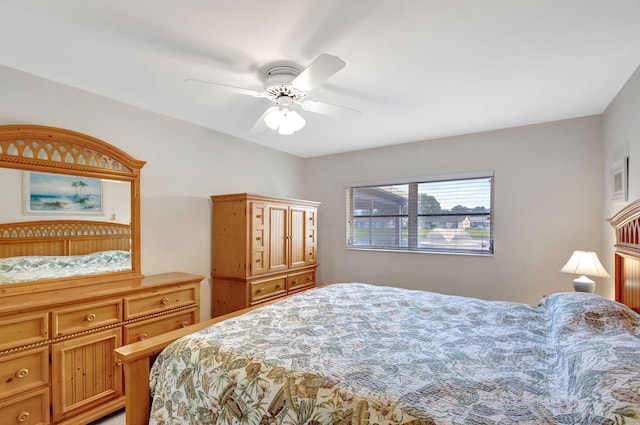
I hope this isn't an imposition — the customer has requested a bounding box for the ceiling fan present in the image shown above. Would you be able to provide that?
[185,53,359,135]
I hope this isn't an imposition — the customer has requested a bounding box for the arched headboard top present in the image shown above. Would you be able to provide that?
[608,198,640,313]
[0,125,146,180]
[609,198,640,258]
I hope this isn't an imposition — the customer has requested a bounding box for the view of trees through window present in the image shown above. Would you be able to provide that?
[347,176,493,255]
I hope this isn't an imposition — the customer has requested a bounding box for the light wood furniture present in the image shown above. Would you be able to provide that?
[0,221,132,258]
[0,125,145,278]
[0,272,202,425]
[608,198,640,313]
[0,125,203,424]
[210,193,319,316]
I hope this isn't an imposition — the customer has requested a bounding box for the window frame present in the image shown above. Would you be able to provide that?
[346,171,494,256]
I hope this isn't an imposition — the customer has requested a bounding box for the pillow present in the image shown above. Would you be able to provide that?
[540,292,639,336]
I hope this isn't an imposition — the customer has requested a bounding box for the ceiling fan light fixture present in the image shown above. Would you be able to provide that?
[285,110,306,131]
[278,123,295,136]
[263,97,306,135]
[264,108,283,130]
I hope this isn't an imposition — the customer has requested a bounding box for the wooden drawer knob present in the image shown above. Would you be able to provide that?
[256,288,264,294]
[291,280,298,285]
[307,276,312,281]
[160,297,170,305]
[17,411,30,423]
[139,333,148,341]
[180,321,190,328]
[85,313,96,322]
[15,368,29,379]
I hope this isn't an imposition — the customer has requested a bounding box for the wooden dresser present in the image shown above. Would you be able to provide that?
[211,193,319,316]
[0,125,203,424]
[0,272,202,425]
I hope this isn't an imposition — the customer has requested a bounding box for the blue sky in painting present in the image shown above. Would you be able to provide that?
[29,172,101,196]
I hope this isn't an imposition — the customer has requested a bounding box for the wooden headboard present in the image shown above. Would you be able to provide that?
[608,199,640,313]
[0,220,131,258]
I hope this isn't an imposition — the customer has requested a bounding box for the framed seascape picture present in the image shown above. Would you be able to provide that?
[611,156,628,202]
[24,171,103,214]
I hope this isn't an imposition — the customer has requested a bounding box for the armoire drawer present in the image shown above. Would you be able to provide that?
[0,387,49,425]
[0,347,48,400]
[52,298,122,336]
[288,270,316,292]
[250,276,287,304]
[0,312,49,352]
[124,308,197,344]
[124,285,198,320]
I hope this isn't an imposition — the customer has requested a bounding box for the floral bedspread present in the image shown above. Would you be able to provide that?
[0,250,131,284]
[149,283,640,425]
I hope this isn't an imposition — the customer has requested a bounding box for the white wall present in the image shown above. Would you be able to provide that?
[0,65,306,319]
[601,64,640,300]
[305,116,604,305]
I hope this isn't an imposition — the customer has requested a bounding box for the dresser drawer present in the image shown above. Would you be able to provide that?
[288,270,316,292]
[0,312,48,352]
[124,285,198,320]
[124,308,198,344]
[0,387,49,425]
[0,347,48,400]
[250,276,286,304]
[52,298,122,337]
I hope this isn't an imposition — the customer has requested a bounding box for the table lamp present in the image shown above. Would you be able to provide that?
[560,250,610,293]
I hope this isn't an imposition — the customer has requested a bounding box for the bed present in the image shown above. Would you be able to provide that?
[115,200,640,425]
[0,220,132,284]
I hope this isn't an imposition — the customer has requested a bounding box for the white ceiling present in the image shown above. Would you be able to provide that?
[1,1,639,158]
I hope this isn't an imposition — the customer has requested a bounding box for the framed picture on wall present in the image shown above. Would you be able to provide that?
[611,156,628,202]
[24,171,103,214]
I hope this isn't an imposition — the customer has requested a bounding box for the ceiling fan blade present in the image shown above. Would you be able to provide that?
[291,54,346,92]
[298,99,360,117]
[249,107,275,133]
[184,78,265,97]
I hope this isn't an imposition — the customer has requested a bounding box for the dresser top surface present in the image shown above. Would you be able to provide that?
[0,272,204,315]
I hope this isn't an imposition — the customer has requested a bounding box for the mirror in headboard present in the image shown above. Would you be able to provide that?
[0,124,145,288]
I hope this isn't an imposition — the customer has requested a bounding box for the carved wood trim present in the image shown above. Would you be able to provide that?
[0,125,145,180]
[608,198,640,312]
[0,220,131,239]
[0,220,132,258]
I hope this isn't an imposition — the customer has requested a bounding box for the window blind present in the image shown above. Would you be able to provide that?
[346,174,493,255]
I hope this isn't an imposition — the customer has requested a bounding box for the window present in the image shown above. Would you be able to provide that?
[346,173,493,255]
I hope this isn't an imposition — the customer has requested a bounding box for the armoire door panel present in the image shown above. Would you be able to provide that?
[250,203,269,276]
[268,205,288,272]
[305,209,317,265]
[289,206,307,268]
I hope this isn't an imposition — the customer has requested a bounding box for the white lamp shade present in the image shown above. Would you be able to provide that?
[263,106,306,135]
[284,110,305,131]
[264,108,283,130]
[560,251,610,278]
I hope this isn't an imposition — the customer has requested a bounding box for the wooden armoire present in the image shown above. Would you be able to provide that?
[211,193,319,316]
